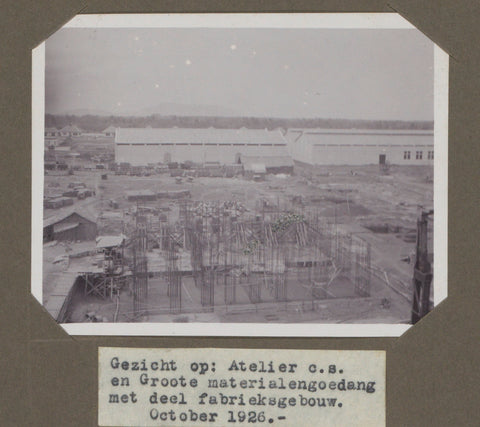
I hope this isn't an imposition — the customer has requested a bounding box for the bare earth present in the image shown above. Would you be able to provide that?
[43,156,432,324]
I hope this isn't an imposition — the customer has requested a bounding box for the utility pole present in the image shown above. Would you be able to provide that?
[411,209,433,324]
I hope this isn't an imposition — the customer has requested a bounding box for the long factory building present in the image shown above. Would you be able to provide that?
[115,127,289,165]
[114,127,434,166]
[285,128,434,166]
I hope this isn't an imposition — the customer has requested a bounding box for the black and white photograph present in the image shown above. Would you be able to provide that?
[31,14,448,335]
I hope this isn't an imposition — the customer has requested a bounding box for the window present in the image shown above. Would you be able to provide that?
[428,151,434,160]
[404,151,411,160]
[416,151,423,160]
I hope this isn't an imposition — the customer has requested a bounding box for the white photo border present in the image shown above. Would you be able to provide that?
[32,13,448,337]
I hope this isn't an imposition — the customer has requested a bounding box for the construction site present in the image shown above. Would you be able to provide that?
[43,139,434,325]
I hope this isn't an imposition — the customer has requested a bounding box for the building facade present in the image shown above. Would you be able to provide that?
[115,128,290,166]
[45,127,62,147]
[60,125,82,137]
[102,125,116,137]
[286,129,434,166]
[43,212,97,242]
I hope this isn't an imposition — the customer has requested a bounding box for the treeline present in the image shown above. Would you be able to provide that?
[45,114,433,133]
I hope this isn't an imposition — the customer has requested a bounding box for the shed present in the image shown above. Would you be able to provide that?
[68,181,86,188]
[102,125,116,137]
[96,235,125,249]
[43,211,97,242]
[242,162,266,181]
[242,155,294,175]
[126,189,157,202]
[155,189,191,199]
[60,124,82,137]
[96,235,126,274]
[44,197,74,209]
[58,197,74,207]
[45,127,60,137]
[44,198,64,209]
[224,164,243,177]
[250,163,267,174]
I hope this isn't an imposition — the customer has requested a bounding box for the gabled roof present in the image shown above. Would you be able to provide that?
[60,125,82,133]
[102,125,116,133]
[96,235,125,248]
[287,128,433,135]
[54,222,79,233]
[43,210,96,228]
[115,127,288,146]
[285,128,434,145]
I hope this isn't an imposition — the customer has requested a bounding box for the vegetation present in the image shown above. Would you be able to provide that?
[45,113,433,133]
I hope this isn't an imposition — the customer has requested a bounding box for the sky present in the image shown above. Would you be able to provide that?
[45,27,434,121]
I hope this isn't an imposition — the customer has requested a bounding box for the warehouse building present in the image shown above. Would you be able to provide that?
[43,211,97,243]
[286,128,434,166]
[115,127,290,166]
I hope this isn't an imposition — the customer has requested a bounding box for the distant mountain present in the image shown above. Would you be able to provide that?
[130,103,242,117]
[54,103,242,117]
[57,108,115,116]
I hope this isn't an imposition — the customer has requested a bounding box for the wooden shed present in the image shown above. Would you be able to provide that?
[43,212,97,243]
[102,125,116,137]
[126,190,157,202]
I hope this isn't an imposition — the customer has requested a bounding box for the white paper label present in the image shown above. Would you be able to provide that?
[99,347,385,426]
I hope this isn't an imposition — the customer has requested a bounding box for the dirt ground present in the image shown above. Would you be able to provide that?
[43,157,432,324]
[66,271,409,324]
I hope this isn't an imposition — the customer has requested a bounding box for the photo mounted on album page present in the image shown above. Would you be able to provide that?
[31,13,449,337]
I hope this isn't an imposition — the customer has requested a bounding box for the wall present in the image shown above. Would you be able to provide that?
[54,225,80,242]
[311,144,433,165]
[288,131,434,165]
[115,143,288,165]
[43,225,54,242]
[75,221,97,241]
[52,213,97,241]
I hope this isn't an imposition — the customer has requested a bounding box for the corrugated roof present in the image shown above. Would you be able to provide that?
[288,128,433,136]
[60,125,82,133]
[96,235,125,248]
[102,125,116,133]
[115,127,287,145]
[43,210,96,228]
[54,222,79,233]
[286,128,434,146]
